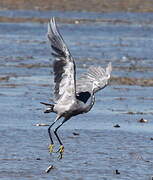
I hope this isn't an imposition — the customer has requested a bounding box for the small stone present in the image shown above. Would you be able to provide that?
[138,118,148,123]
[114,124,120,128]
[73,132,80,136]
[115,169,120,174]
[150,138,153,140]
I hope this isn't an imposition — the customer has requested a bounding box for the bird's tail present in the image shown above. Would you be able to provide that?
[40,102,54,113]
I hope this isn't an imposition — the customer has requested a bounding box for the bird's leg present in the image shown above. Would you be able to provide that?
[54,124,64,159]
[48,125,54,153]
[48,115,61,153]
[54,119,67,159]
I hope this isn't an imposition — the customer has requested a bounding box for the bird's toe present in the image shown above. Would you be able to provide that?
[57,145,64,159]
[48,144,54,153]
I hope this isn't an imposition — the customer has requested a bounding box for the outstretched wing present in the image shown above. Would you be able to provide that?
[48,18,76,102]
[76,63,112,103]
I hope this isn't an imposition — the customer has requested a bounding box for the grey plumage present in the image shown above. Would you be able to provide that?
[41,17,112,158]
[76,63,112,97]
[47,18,76,102]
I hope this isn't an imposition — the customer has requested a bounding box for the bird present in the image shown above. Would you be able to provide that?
[41,17,112,159]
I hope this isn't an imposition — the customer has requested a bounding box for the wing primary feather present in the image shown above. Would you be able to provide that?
[76,62,112,94]
[48,17,76,102]
[106,62,112,77]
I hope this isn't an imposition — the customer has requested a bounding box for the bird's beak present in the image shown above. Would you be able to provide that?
[40,102,52,106]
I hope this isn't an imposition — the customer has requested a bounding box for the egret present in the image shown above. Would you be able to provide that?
[41,17,112,159]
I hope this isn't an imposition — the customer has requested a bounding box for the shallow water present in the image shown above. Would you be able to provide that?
[0,10,153,180]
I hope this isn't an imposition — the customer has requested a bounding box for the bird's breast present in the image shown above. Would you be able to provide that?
[54,100,84,118]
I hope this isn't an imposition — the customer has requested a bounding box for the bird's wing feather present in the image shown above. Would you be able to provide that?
[48,18,76,102]
[76,62,112,95]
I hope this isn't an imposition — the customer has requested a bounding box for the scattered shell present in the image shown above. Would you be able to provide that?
[45,165,54,173]
[138,118,148,123]
[35,123,49,126]
[114,124,120,128]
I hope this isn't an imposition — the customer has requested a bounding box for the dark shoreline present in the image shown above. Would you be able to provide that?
[0,0,153,13]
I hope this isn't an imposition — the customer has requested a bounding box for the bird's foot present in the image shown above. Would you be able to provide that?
[48,144,54,153]
[57,145,64,159]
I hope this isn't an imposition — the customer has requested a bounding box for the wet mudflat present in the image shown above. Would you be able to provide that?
[0,10,153,180]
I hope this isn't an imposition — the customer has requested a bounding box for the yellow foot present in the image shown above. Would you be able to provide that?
[48,144,54,153]
[57,145,64,159]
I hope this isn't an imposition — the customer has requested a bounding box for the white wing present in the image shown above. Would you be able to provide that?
[77,62,112,95]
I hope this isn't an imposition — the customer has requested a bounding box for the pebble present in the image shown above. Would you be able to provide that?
[114,124,120,128]
[73,132,80,136]
[115,169,120,174]
[138,118,148,123]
